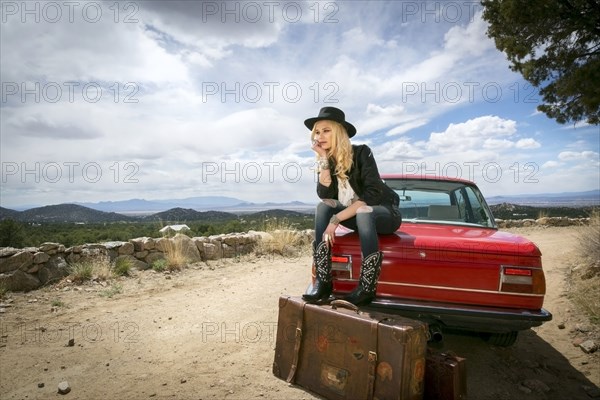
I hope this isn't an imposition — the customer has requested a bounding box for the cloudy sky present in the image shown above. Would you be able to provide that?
[1,0,599,209]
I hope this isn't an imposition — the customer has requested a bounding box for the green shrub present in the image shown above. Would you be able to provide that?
[100,284,123,298]
[69,262,94,283]
[151,259,168,272]
[113,257,133,276]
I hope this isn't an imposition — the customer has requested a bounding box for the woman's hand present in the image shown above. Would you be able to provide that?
[311,139,327,158]
[322,223,337,247]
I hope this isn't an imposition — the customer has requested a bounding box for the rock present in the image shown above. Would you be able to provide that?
[0,247,20,257]
[576,323,592,333]
[203,243,220,260]
[0,251,34,274]
[144,252,166,265]
[67,338,75,347]
[152,237,167,252]
[33,252,50,264]
[38,257,69,285]
[115,255,148,271]
[102,241,127,250]
[57,381,71,394]
[39,242,60,253]
[118,242,134,255]
[134,251,149,260]
[171,234,202,263]
[0,269,41,292]
[579,340,598,354]
[38,383,45,388]
[130,237,155,252]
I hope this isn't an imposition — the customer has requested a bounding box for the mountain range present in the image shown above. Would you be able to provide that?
[0,190,597,224]
[486,189,599,206]
[0,204,312,224]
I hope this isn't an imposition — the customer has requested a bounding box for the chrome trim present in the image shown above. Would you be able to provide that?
[498,265,539,291]
[331,254,353,279]
[378,280,545,298]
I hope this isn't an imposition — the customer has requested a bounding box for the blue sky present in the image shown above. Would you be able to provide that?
[1,0,599,209]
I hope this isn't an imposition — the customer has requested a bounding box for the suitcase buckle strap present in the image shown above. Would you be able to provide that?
[286,323,304,383]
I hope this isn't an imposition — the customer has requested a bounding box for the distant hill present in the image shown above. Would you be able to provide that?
[489,203,597,220]
[487,189,599,206]
[76,196,255,213]
[0,207,21,220]
[3,204,135,223]
[241,209,313,220]
[141,208,238,222]
[0,204,310,224]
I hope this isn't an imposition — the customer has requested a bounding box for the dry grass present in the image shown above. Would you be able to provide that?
[569,209,600,325]
[254,218,311,258]
[162,236,191,271]
[68,256,113,283]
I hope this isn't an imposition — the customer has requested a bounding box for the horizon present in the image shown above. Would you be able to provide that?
[3,187,599,213]
[1,1,599,209]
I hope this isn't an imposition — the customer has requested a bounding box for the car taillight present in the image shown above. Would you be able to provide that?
[332,255,352,280]
[500,266,546,294]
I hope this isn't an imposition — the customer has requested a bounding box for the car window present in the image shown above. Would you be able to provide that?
[387,178,496,228]
[464,185,493,227]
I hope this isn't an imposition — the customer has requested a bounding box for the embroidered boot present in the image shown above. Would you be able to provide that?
[343,251,383,306]
[302,240,333,302]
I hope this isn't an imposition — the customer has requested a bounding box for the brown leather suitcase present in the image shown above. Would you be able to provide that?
[424,349,467,400]
[273,296,428,400]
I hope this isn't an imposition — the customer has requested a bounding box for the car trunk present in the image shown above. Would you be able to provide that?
[331,223,546,310]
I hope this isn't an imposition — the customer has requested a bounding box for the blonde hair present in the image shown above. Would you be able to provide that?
[311,121,353,181]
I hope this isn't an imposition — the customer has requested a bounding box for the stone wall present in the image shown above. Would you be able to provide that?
[0,230,312,293]
[496,216,591,228]
[0,218,588,293]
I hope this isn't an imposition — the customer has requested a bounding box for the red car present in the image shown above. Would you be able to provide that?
[324,175,552,347]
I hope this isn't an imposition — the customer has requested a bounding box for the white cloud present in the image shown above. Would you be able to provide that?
[516,138,541,149]
[542,161,562,168]
[483,138,515,150]
[1,2,597,208]
[427,115,517,152]
[558,150,599,162]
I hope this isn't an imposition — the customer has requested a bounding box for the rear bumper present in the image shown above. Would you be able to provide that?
[364,297,552,334]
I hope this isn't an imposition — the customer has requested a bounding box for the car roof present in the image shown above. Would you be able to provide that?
[381,174,477,186]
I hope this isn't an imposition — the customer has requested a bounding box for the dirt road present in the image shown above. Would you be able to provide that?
[0,226,598,399]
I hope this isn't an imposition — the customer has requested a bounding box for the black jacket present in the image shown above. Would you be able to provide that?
[317,144,399,211]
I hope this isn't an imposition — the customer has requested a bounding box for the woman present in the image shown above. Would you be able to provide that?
[302,107,402,306]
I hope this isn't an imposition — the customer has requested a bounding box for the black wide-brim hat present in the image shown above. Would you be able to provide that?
[304,107,357,138]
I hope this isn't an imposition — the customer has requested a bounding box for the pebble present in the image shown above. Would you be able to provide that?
[57,381,71,395]
[576,323,592,333]
[572,337,585,347]
[579,340,598,354]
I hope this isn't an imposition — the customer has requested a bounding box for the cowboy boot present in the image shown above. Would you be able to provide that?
[302,240,333,302]
[343,251,383,306]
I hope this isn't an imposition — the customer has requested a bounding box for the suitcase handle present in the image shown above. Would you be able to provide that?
[330,300,360,314]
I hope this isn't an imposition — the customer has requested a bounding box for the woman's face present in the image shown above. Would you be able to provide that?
[313,120,335,151]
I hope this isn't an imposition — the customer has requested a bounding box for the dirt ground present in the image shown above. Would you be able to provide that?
[0,226,598,400]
